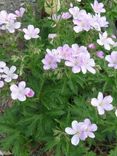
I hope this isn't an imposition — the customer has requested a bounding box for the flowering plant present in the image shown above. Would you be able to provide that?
[0,0,117,155]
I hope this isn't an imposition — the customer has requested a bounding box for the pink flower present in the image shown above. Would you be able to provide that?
[42,49,60,70]
[88,43,96,49]
[15,7,25,17]
[105,51,117,69]
[96,51,104,59]
[61,12,71,19]
[23,25,40,40]
[71,44,88,57]
[65,53,96,74]
[25,89,35,97]
[91,0,106,14]
[91,92,113,115]
[10,81,34,101]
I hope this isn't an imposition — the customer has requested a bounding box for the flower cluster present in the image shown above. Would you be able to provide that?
[0,9,23,33]
[91,92,113,115]
[0,8,40,41]
[0,61,34,102]
[65,119,97,146]
[42,44,96,74]
[69,0,108,33]
[0,61,18,88]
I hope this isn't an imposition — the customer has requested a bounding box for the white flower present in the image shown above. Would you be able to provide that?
[0,81,4,88]
[2,66,18,82]
[0,150,3,156]
[91,92,113,115]
[48,33,57,39]
[97,32,115,50]
[23,25,40,40]
[115,109,117,117]
[0,61,6,73]
[10,81,32,101]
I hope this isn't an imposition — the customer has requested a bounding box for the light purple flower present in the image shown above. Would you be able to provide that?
[73,13,92,33]
[61,12,71,19]
[42,49,60,70]
[91,14,108,31]
[83,119,97,138]
[23,25,40,40]
[91,0,106,14]
[65,120,87,146]
[1,20,21,33]
[57,44,72,60]
[96,51,104,59]
[105,51,117,69]
[65,119,97,146]
[97,32,115,50]
[71,44,89,57]
[69,6,80,19]
[65,53,96,74]
[10,81,34,101]
[91,92,113,115]
[2,66,18,82]
[15,7,25,17]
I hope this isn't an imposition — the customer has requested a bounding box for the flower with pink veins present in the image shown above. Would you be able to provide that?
[91,92,113,115]
[23,25,40,40]
[91,0,106,14]
[97,32,115,50]
[10,81,34,101]
[105,51,117,69]
[42,49,60,70]
[15,7,25,17]
[65,53,96,74]
[65,120,87,146]
[83,118,97,139]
